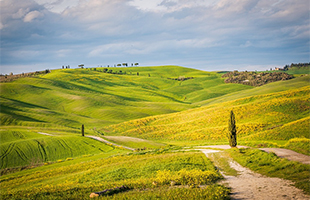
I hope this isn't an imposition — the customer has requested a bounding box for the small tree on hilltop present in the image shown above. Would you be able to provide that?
[228,110,237,147]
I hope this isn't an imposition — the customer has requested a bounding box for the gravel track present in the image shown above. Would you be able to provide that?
[199,149,310,200]
[199,145,310,164]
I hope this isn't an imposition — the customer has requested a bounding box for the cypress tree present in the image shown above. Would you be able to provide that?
[82,124,84,136]
[228,110,237,147]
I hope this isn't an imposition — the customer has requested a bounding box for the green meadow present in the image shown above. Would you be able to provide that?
[0,65,309,199]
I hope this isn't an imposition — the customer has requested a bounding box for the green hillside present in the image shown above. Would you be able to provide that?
[0,66,250,129]
[0,151,229,199]
[0,65,251,169]
[0,65,309,199]
[0,129,128,169]
[1,65,309,169]
[103,76,310,147]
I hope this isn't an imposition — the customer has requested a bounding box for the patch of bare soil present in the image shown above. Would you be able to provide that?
[199,149,310,200]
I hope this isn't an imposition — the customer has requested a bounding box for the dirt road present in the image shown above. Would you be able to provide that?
[37,132,54,136]
[223,160,309,200]
[199,145,310,165]
[259,148,310,165]
[199,149,310,200]
[86,135,135,151]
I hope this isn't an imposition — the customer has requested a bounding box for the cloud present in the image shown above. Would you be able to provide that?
[23,10,44,22]
[0,0,309,74]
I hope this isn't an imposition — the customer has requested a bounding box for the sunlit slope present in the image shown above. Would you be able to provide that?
[199,75,310,106]
[0,66,251,128]
[0,129,125,169]
[0,151,228,199]
[103,78,310,143]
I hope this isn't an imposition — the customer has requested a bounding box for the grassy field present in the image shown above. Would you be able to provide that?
[0,129,127,170]
[1,66,309,167]
[0,65,309,199]
[0,65,252,169]
[0,151,229,199]
[0,66,251,129]
[103,80,309,148]
[103,136,166,149]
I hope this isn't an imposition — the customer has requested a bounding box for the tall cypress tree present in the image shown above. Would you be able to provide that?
[228,110,237,147]
[81,124,84,137]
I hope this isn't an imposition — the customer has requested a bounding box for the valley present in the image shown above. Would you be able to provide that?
[0,65,309,199]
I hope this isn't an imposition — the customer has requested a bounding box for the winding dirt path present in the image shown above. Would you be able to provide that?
[37,132,54,136]
[259,148,310,165]
[199,149,310,200]
[199,145,310,165]
[36,132,135,151]
[86,135,135,151]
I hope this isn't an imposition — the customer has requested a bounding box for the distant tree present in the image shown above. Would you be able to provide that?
[81,124,84,136]
[103,68,108,73]
[62,66,64,69]
[135,63,139,66]
[284,65,289,70]
[78,64,84,69]
[228,110,237,147]
[117,64,121,67]
[122,63,128,67]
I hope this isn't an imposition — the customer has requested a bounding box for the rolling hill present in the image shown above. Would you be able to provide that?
[0,65,309,199]
[0,66,251,129]
[0,65,309,170]
[103,79,309,144]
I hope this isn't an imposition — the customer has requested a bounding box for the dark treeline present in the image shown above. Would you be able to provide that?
[92,63,139,68]
[88,67,140,76]
[279,62,310,71]
[288,63,310,68]
[222,71,294,87]
[167,77,194,81]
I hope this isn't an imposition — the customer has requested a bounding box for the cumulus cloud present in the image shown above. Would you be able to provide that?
[23,10,44,22]
[0,0,309,74]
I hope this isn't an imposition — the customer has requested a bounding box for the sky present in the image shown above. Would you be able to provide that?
[1,0,309,74]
